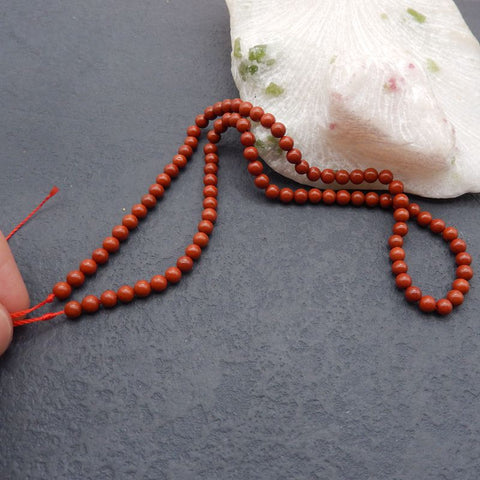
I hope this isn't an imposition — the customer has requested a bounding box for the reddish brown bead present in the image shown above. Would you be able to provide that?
[202,208,217,222]
[122,214,139,230]
[456,265,473,280]
[156,173,171,188]
[178,144,193,158]
[393,208,409,222]
[213,119,225,135]
[392,260,408,275]
[455,252,472,265]
[265,185,280,200]
[103,236,120,253]
[388,180,404,195]
[150,275,168,292]
[204,163,218,175]
[295,161,309,175]
[335,170,349,185]
[429,219,446,234]
[308,188,322,204]
[203,197,218,209]
[365,192,379,207]
[172,154,188,169]
[389,247,405,262]
[379,194,393,209]
[442,227,458,241]
[92,248,109,265]
[195,114,208,128]
[193,232,209,248]
[243,146,259,161]
[117,285,135,303]
[79,258,98,276]
[241,132,255,146]
[408,203,420,217]
[321,169,335,184]
[363,168,378,183]
[165,266,182,284]
[279,136,294,151]
[132,203,148,219]
[222,99,232,113]
[271,122,286,138]
[416,211,432,227]
[204,105,215,120]
[388,235,403,248]
[336,190,351,205]
[207,130,221,144]
[185,244,202,260]
[112,225,129,243]
[349,170,364,184]
[164,163,179,178]
[279,188,294,203]
[198,220,214,235]
[450,238,467,254]
[419,295,436,313]
[203,185,218,197]
[53,282,72,300]
[134,280,152,298]
[205,153,219,167]
[66,270,85,288]
[392,222,408,237]
[286,148,302,164]
[378,170,394,184]
[351,191,365,206]
[142,193,157,209]
[322,189,336,205]
[231,98,242,112]
[228,113,241,127]
[236,118,251,133]
[81,295,100,314]
[247,161,263,176]
[260,113,275,128]
[294,189,308,204]
[213,101,223,116]
[187,125,201,137]
[307,167,321,182]
[452,278,470,294]
[405,286,422,303]
[239,101,253,117]
[436,298,453,316]
[249,106,264,121]
[149,183,165,199]
[204,174,218,186]
[392,194,409,209]
[447,289,464,306]
[254,174,270,189]
[395,273,412,289]
[65,301,82,319]
[204,143,218,154]
[100,290,117,308]
[177,256,194,273]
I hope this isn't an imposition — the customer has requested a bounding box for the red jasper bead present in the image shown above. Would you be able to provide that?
[165,266,182,283]
[335,170,349,185]
[363,168,378,183]
[392,261,408,275]
[185,244,202,260]
[456,265,473,280]
[156,173,171,188]
[53,282,72,300]
[92,248,109,265]
[429,219,445,234]
[117,285,135,303]
[307,167,321,182]
[436,298,453,316]
[260,113,275,128]
[177,256,194,273]
[350,170,364,184]
[395,273,412,289]
[405,286,422,303]
[447,289,464,306]
[164,163,179,178]
[82,295,100,314]
[388,235,403,248]
[122,214,139,230]
[65,301,82,319]
[322,190,336,205]
[198,220,214,235]
[265,185,280,200]
[321,169,335,184]
[351,191,365,206]
[416,211,432,227]
[419,295,436,313]
[295,161,309,175]
[132,204,148,219]
[389,247,405,262]
[455,252,472,265]
[66,270,85,288]
[149,183,165,199]
[151,275,168,292]
[103,236,120,253]
[452,278,469,294]
[134,280,151,298]
[308,189,322,204]
[450,238,467,254]
[100,290,117,308]
[294,189,308,205]
[270,122,286,138]
[378,170,393,184]
[336,190,351,205]
[279,188,294,203]
[442,227,458,241]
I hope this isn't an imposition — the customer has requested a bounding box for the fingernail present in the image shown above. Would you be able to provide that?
[0,304,13,356]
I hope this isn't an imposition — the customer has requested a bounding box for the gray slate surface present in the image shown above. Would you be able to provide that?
[1,1,479,479]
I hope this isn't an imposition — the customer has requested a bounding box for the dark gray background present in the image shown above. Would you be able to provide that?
[1,1,479,479]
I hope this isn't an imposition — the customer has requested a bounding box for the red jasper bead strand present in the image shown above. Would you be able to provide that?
[43,98,473,323]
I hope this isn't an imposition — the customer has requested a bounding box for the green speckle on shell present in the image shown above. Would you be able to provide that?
[266,58,276,66]
[248,44,268,63]
[265,82,284,96]
[330,55,337,64]
[233,37,242,58]
[407,8,426,23]
[239,61,258,80]
[380,13,388,20]
[427,58,440,73]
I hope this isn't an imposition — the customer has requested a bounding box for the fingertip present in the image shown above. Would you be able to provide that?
[0,304,13,356]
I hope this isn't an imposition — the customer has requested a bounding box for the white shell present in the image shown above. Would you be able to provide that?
[226,0,480,198]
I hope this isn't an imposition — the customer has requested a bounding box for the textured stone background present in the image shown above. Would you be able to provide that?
[1,1,479,479]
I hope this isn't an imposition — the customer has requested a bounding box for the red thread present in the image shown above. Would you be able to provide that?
[6,186,59,241]
[13,310,65,327]
[10,293,56,319]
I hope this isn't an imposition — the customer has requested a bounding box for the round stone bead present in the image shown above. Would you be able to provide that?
[177,256,194,273]
[112,225,129,242]
[185,244,202,260]
[131,204,148,219]
[279,188,294,203]
[100,290,117,308]
[455,252,472,266]
[134,280,151,298]
[395,273,412,289]
[391,261,408,275]
[92,248,109,265]
[456,265,473,280]
[80,259,98,276]
[122,214,139,230]
[117,285,135,303]
[65,301,82,319]
[452,278,470,294]
[193,232,209,248]
[141,194,157,209]
[165,267,182,284]
[392,194,409,209]
[265,185,280,200]
[389,247,405,262]
[151,275,168,292]
[81,295,100,314]
[447,289,464,306]
[322,190,336,205]
[53,282,72,300]
[405,286,422,303]
[66,270,85,288]
[450,238,467,254]
[308,189,322,204]
[436,299,453,316]
[103,236,120,253]
[419,295,436,313]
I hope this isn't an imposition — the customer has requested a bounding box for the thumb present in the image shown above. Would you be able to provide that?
[0,304,13,356]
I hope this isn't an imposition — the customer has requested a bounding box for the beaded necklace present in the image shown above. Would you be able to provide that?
[9,98,473,326]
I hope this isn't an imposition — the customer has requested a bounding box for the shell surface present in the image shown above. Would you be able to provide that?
[226,0,480,198]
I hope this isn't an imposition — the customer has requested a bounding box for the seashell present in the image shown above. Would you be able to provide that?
[226,0,480,198]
